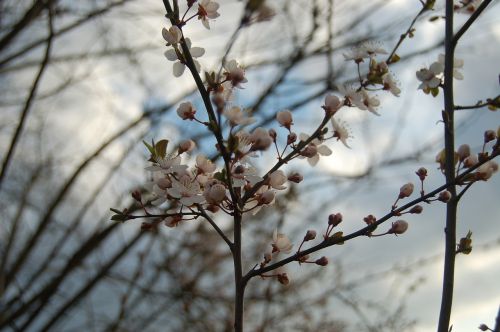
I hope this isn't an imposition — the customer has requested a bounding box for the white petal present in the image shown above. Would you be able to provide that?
[317,145,332,156]
[190,47,205,58]
[308,154,319,166]
[164,49,178,61]
[173,62,185,77]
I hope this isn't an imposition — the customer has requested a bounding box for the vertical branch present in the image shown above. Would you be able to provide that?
[0,2,54,189]
[438,1,457,331]
[233,211,246,332]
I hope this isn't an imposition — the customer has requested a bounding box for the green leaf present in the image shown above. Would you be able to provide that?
[390,54,400,63]
[111,214,129,221]
[330,231,344,244]
[143,140,155,156]
[155,139,169,159]
[110,208,123,215]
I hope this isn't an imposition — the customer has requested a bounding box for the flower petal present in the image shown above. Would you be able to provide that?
[173,62,185,77]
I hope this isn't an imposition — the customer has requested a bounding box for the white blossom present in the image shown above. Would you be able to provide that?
[416,62,444,90]
[224,59,247,87]
[168,174,205,206]
[198,0,220,29]
[164,38,204,77]
[272,229,293,254]
[437,54,464,80]
[331,118,351,148]
[162,25,182,45]
[224,106,255,126]
[196,155,216,174]
[298,133,332,166]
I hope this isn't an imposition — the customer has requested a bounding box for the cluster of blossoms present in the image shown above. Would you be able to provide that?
[340,41,401,116]
[109,0,500,290]
[416,54,464,95]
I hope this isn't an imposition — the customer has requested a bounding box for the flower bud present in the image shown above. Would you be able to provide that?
[478,324,489,331]
[315,256,329,266]
[484,129,497,143]
[178,139,196,153]
[399,182,414,199]
[457,144,470,161]
[276,110,293,129]
[297,254,309,263]
[409,205,423,214]
[268,128,277,141]
[328,213,343,226]
[323,94,342,115]
[177,102,196,120]
[287,132,297,145]
[206,204,220,213]
[363,214,376,225]
[438,190,452,202]
[287,172,303,183]
[269,170,287,190]
[250,127,273,151]
[463,154,478,168]
[304,230,317,241]
[277,273,290,285]
[389,220,408,235]
[415,167,428,181]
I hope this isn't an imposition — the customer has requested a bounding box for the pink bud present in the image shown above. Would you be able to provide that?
[438,190,452,202]
[399,182,414,199]
[389,220,408,235]
[409,205,423,214]
[304,230,317,241]
[287,132,297,145]
[328,213,343,226]
[457,144,470,161]
[288,172,303,183]
[463,154,478,168]
[315,256,329,266]
[416,167,428,181]
[276,110,293,129]
[484,130,497,143]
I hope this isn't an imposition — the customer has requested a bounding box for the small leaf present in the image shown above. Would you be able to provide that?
[330,231,344,244]
[111,214,129,221]
[143,140,155,156]
[110,208,123,215]
[155,139,169,159]
[390,54,400,63]
[431,87,439,97]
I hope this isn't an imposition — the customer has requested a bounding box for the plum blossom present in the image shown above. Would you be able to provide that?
[224,59,247,87]
[382,73,401,97]
[224,106,255,126]
[272,229,293,254]
[343,41,387,62]
[146,153,188,175]
[164,38,205,77]
[416,62,444,90]
[198,0,220,29]
[203,180,227,204]
[196,155,216,174]
[455,0,482,14]
[323,93,342,114]
[298,133,332,166]
[231,164,262,188]
[167,174,205,206]
[356,89,380,115]
[276,110,293,129]
[331,118,351,148]
[177,101,196,120]
[437,54,464,80]
[250,127,273,151]
[162,26,182,45]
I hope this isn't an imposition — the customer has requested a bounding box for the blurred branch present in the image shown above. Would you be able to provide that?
[0,3,54,189]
